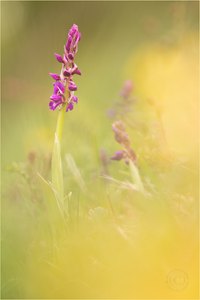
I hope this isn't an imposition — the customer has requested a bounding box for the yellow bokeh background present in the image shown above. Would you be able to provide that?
[126,32,198,158]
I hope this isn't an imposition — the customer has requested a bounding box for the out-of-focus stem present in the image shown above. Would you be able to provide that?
[129,159,145,194]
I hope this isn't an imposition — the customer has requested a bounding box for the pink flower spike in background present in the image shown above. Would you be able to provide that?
[49,24,81,112]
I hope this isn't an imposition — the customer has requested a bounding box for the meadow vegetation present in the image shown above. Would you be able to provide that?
[1,1,199,299]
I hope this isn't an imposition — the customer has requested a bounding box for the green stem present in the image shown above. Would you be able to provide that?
[51,105,66,207]
[55,104,66,142]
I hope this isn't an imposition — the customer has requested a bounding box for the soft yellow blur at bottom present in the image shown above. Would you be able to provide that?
[24,213,198,299]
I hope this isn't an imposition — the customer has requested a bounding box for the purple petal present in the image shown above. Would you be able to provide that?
[50,94,63,102]
[68,83,77,91]
[54,53,64,63]
[65,36,72,52]
[53,85,59,94]
[64,55,68,62]
[49,101,62,111]
[74,32,81,46]
[54,81,65,93]
[66,102,74,112]
[68,53,74,60]
[63,69,71,77]
[72,68,81,75]
[72,96,78,103]
[49,73,60,81]
[68,24,78,37]
[111,150,125,161]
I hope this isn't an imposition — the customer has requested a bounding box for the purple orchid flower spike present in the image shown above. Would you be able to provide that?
[49,24,81,112]
[111,120,137,164]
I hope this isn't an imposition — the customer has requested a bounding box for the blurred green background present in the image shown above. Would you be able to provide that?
[1,1,199,299]
[2,1,198,166]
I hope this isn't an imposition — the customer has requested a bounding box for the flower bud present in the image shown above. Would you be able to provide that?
[65,36,72,52]
[63,69,71,77]
[72,96,78,103]
[69,24,78,37]
[72,68,81,75]
[68,53,74,60]
[66,102,74,112]
[68,83,77,91]
[54,53,64,63]
[111,150,125,161]
[49,73,60,81]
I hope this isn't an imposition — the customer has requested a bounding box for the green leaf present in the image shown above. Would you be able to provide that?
[129,160,146,194]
